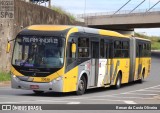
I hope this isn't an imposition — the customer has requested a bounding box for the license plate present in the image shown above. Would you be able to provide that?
[30,85,39,89]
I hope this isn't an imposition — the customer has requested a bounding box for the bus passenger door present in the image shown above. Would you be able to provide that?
[90,42,99,87]
[104,41,111,85]
[138,44,143,79]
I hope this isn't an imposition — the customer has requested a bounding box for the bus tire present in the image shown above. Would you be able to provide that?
[33,90,44,95]
[114,72,122,89]
[76,76,87,95]
[138,69,145,83]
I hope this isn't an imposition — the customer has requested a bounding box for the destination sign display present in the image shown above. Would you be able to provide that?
[22,37,58,44]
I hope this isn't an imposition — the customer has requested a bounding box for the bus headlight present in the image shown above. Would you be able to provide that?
[55,76,63,81]
[13,75,16,78]
[28,77,34,82]
[12,74,20,81]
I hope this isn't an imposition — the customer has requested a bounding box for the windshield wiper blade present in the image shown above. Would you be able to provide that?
[28,68,40,72]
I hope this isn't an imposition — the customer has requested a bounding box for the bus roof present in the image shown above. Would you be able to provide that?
[25,25,128,38]
[27,25,72,31]
[134,37,151,42]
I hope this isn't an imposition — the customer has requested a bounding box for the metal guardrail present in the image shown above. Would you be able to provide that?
[77,8,160,19]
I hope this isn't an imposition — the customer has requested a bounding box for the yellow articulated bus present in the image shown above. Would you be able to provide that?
[10,25,151,95]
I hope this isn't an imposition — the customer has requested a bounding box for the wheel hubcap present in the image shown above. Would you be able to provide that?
[79,80,84,91]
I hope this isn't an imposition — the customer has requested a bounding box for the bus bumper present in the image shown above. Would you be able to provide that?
[11,75,63,92]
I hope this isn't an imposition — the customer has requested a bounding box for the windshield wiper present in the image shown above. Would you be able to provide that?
[28,68,40,72]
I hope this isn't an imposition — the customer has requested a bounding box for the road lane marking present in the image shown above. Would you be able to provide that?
[120,85,160,94]
[0,88,13,90]
[61,85,160,100]
[0,97,7,98]
[123,92,158,96]
[0,100,71,104]
[150,88,160,89]
[138,90,160,92]
[0,84,160,104]
[124,101,137,104]
[0,102,19,104]
[88,98,130,102]
[103,95,154,99]
[38,100,69,103]
[67,102,80,104]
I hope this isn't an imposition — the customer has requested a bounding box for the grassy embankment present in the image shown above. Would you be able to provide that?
[0,72,10,82]
[135,33,160,50]
[51,6,76,22]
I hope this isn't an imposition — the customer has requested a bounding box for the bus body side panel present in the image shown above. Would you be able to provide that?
[134,57,150,80]
[135,57,145,80]
[62,27,79,92]
[129,37,136,82]
[76,58,111,88]
[134,58,139,80]
[63,66,78,92]
[111,58,130,85]
[134,38,151,80]
[134,39,143,81]
[141,57,151,79]
[146,57,151,78]
[121,58,130,84]
[97,59,108,87]
[77,60,91,89]
[103,58,112,86]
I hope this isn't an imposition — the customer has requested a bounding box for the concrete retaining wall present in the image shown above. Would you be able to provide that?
[0,0,81,72]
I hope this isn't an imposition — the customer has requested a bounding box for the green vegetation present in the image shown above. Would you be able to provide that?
[135,32,160,50]
[0,72,11,81]
[51,6,76,21]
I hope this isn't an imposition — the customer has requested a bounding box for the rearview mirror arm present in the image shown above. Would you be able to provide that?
[7,38,15,43]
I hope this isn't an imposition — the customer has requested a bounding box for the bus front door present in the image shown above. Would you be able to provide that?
[90,42,99,87]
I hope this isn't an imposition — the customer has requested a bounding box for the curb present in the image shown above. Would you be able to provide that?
[0,81,11,87]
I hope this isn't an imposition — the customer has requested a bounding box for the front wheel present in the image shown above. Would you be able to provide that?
[76,76,87,95]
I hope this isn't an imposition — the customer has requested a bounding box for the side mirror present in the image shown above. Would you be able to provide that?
[6,42,11,53]
[71,43,76,53]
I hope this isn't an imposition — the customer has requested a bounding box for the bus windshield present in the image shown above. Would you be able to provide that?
[12,36,65,68]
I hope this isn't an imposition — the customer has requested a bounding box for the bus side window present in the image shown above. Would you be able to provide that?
[100,39,105,58]
[148,43,151,57]
[136,43,139,57]
[114,40,122,58]
[105,43,108,58]
[67,36,77,66]
[68,39,76,58]
[142,43,145,57]
[109,42,113,58]
[78,38,89,58]
[122,41,129,58]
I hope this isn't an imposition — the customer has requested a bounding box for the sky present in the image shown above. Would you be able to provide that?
[42,0,160,36]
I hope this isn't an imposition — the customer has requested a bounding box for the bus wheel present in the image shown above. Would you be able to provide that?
[114,73,122,89]
[138,69,145,83]
[76,76,86,95]
[33,90,44,95]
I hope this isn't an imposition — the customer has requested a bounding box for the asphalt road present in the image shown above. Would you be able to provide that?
[0,52,160,112]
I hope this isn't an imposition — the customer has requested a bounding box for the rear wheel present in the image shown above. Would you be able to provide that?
[76,76,87,95]
[33,90,44,95]
[114,72,122,89]
[138,69,145,83]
